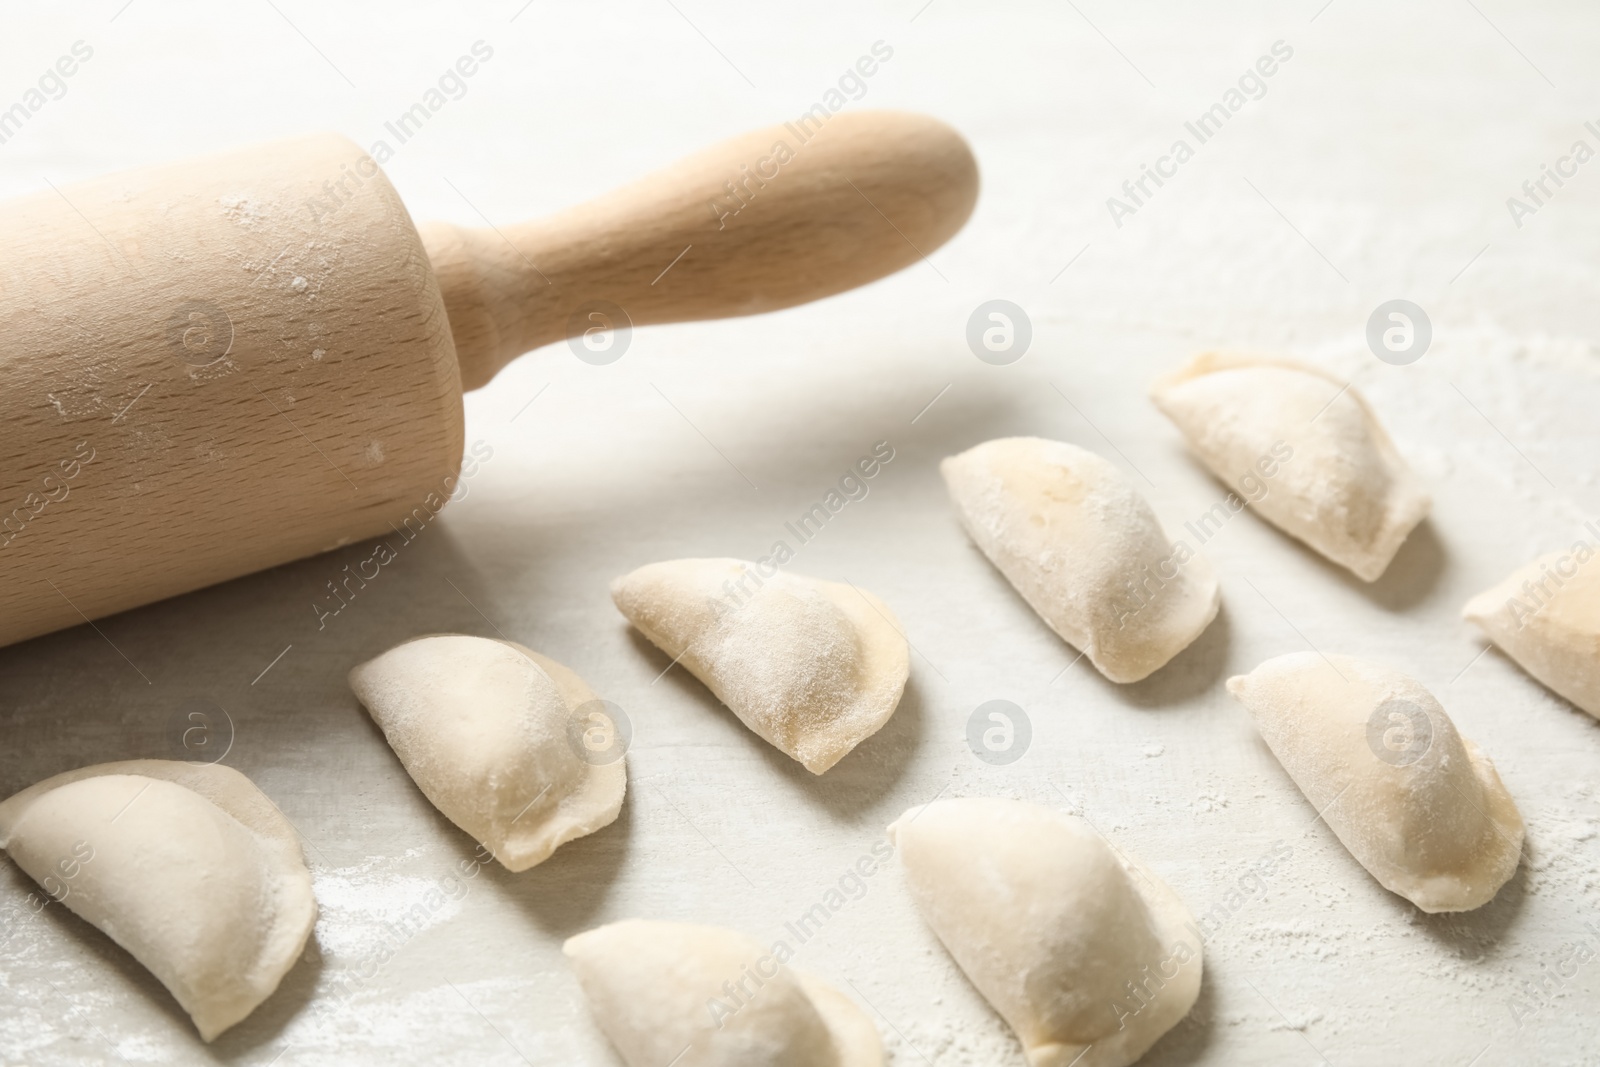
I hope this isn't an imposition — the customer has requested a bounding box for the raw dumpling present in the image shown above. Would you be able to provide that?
[1227,652,1522,912]
[564,919,881,1067]
[610,559,908,773]
[0,760,317,1041]
[348,634,625,872]
[1463,549,1600,719]
[940,437,1219,683]
[889,797,1201,1067]
[1150,352,1430,581]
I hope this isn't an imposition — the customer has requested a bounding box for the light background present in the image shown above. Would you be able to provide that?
[2,1,1600,1064]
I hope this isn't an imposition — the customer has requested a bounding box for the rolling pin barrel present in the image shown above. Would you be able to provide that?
[0,112,977,649]
[0,134,462,649]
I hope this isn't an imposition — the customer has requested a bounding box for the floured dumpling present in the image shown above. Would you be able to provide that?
[940,437,1219,683]
[348,634,625,872]
[0,760,317,1041]
[889,797,1201,1067]
[610,560,908,773]
[1228,652,1522,912]
[1150,352,1430,581]
[1464,549,1600,720]
[564,919,881,1067]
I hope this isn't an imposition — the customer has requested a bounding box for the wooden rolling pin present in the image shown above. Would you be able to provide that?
[0,111,977,649]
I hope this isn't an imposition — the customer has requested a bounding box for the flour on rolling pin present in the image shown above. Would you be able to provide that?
[0,113,977,648]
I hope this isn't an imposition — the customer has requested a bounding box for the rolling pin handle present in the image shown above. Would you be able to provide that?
[420,110,979,391]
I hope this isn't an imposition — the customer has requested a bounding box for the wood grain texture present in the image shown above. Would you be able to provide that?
[0,134,463,649]
[422,110,979,390]
[0,112,976,648]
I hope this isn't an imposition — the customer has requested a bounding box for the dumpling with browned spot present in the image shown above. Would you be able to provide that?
[1151,352,1429,581]
[1464,547,1600,720]
[941,436,1219,683]
[611,560,908,773]
[1228,652,1522,911]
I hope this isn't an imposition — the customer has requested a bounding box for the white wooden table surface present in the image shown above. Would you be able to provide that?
[2,2,1599,1064]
